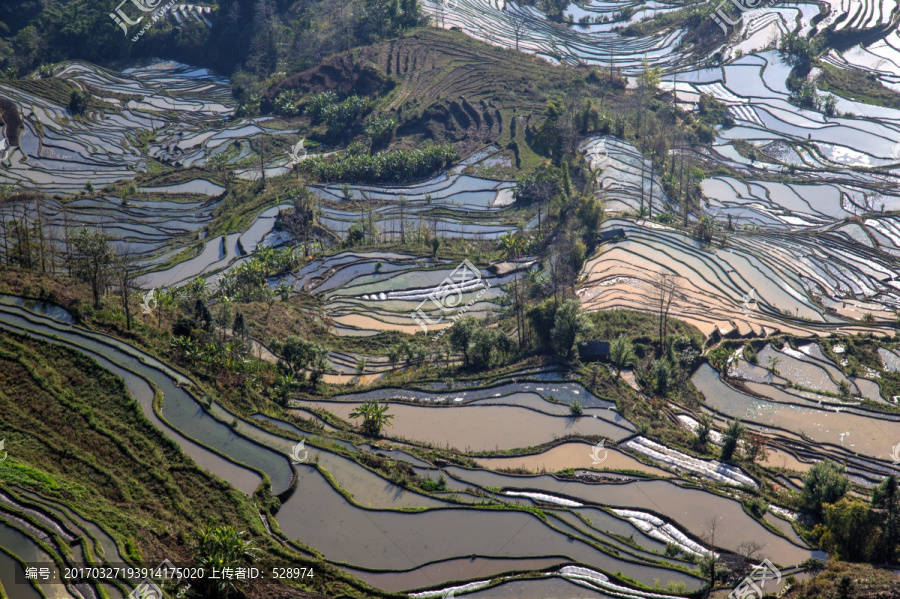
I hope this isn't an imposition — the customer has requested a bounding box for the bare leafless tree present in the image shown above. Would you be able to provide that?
[114,246,140,331]
[736,540,766,562]
[508,10,528,51]
[700,516,726,596]
[651,270,680,348]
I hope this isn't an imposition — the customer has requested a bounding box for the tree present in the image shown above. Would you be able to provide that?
[498,233,527,347]
[699,517,729,596]
[71,229,114,308]
[507,9,528,51]
[720,418,745,461]
[801,459,850,517]
[277,336,330,385]
[695,213,716,243]
[68,89,88,115]
[652,359,671,395]
[651,271,680,348]
[113,249,139,331]
[695,413,714,446]
[251,134,278,188]
[609,335,635,377]
[819,498,877,562]
[190,519,258,598]
[349,400,395,436]
[449,316,478,366]
[872,475,900,561]
[551,299,590,358]
[744,432,768,464]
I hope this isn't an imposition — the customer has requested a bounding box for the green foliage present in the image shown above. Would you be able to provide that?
[349,400,395,436]
[419,474,447,492]
[801,459,850,517]
[190,519,258,598]
[449,316,512,370]
[720,418,745,461]
[569,399,583,417]
[651,359,671,395]
[823,93,838,116]
[576,195,605,243]
[68,89,88,115]
[449,316,478,366]
[305,92,339,120]
[71,228,114,308]
[303,145,457,184]
[778,33,823,69]
[695,413,713,445]
[513,165,566,205]
[364,113,398,148]
[551,299,591,358]
[697,93,732,127]
[275,336,330,386]
[609,335,635,376]
[818,498,877,562]
[530,99,578,162]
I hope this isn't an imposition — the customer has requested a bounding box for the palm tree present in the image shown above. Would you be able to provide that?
[767,354,781,377]
[190,519,258,598]
[498,232,527,348]
[170,335,194,357]
[609,335,635,377]
[276,282,293,302]
[275,373,297,402]
[695,214,715,243]
[349,400,395,436]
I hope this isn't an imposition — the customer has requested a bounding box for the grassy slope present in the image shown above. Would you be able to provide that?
[263,27,627,172]
[817,61,900,110]
[784,562,900,599]
[0,328,370,598]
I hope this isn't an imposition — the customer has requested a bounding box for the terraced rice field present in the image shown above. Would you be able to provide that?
[0,298,827,598]
[7,0,900,591]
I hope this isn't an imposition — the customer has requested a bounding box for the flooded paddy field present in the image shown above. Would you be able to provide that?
[0,296,833,597]
[6,0,900,590]
[0,60,286,194]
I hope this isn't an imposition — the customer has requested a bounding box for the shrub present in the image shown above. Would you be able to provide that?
[303,145,457,183]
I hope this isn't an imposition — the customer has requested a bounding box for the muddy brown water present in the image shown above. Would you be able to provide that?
[293,401,631,451]
[476,443,670,477]
[442,467,816,566]
[277,465,701,590]
[344,556,565,593]
[694,363,900,461]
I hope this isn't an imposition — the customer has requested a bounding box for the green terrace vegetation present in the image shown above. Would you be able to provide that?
[0,328,367,598]
[302,143,457,183]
